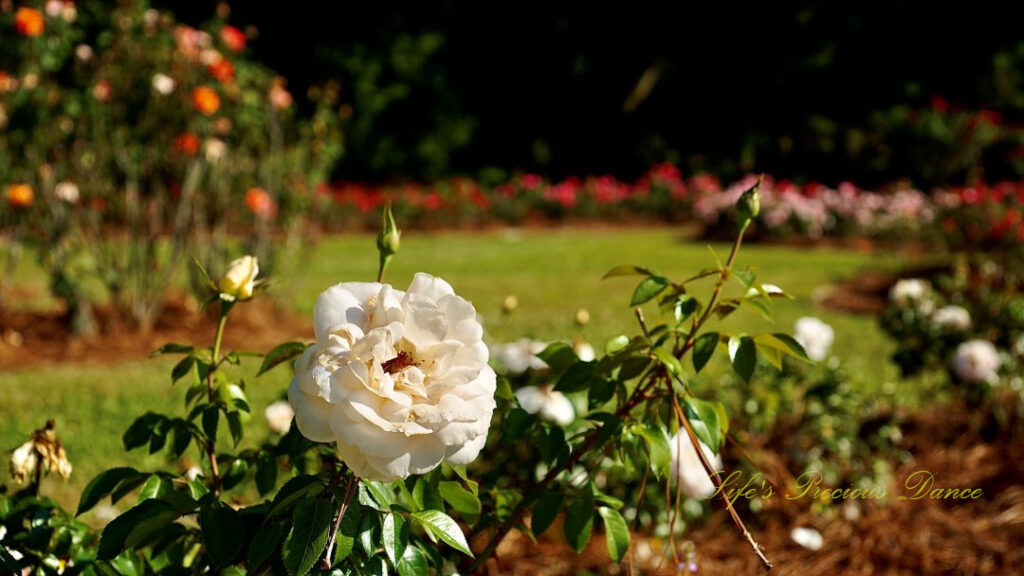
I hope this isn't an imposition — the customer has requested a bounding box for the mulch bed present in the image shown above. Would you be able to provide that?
[483,395,1024,575]
[0,295,312,370]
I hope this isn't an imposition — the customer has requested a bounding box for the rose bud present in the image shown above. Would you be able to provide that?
[736,176,762,227]
[220,255,259,301]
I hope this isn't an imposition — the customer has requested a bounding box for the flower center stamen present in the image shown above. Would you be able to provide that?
[382,350,418,375]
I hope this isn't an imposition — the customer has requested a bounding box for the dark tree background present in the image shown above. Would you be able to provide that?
[165,1,1024,185]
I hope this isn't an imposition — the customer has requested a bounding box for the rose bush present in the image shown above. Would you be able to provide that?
[288,273,497,481]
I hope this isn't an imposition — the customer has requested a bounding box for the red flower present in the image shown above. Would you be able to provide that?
[930,95,948,114]
[15,8,44,37]
[521,174,542,189]
[208,59,234,83]
[220,25,246,53]
[245,188,275,219]
[174,133,200,156]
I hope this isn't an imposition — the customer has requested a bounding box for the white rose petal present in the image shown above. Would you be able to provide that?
[265,400,295,435]
[491,338,548,375]
[794,317,834,362]
[790,526,824,551]
[9,441,38,484]
[573,341,596,362]
[953,340,1000,383]
[515,385,575,426]
[54,181,79,204]
[669,431,722,499]
[932,305,971,331]
[288,273,497,481]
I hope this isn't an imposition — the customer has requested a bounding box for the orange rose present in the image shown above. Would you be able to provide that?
[208,59,234,83]
[173,133,200,156]
[15,8,44,37]
[6,184,34,208]
[220,25,246,53]
[245,187,274,219]
[191,86,220,115]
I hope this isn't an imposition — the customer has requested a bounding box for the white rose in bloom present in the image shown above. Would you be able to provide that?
[889,278,929,304]
[220,255,259,301]
[793,317,834,362]
[669,431,722,499]
[54,181,79,204]
[75,44,93,62]
[790,527,824,551]
[152,73,176,95]
[288,273,497,481]
[515,385,575,426]
[490,338,548,375]
[204,138,226,162]
[932,305,971,331]
[953,340,1000,383]
[265,400,294,435]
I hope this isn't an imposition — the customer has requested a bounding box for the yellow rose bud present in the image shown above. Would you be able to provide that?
[221,255,259,301]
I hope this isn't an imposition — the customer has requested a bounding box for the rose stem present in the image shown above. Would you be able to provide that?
[323,473,358,568]
[204,302,230,494]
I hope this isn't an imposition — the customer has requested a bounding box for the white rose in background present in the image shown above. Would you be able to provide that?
[490,338,548,375]
[515,385,575,426]
[931,305,971,331]
[953,340,1000,383]
[9,442,38,485]
[151,73,175,95]
[889,278,929,304]
[265,400,294,435]
[54,181,79,204]
[669,431,722,499]
[573,340,596,362]
[220,255,259,301]
[793,317,834,361]
[288,273,497,481]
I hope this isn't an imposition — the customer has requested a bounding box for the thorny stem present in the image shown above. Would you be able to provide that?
[323,473,358,569]
[671,392,772,572]
[205,303,231,495]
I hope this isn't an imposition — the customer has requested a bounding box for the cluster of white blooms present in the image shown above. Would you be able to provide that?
[669,431,722,499]
[931,305,972,331]
[953,340,1000,383]
[288,274,496,481]
[793,317,835,361]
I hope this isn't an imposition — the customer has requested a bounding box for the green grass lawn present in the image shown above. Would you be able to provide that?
[1,228,915,510]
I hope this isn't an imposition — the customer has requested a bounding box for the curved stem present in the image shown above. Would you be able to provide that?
[205,303,230,495]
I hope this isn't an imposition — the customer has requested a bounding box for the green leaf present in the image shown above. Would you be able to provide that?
[362,481,396,511]
[149,343,194,357]
[283,498,334,576]
[439,481,481,517]
[536,342,577,372]
[171,356,195,385]
[630,276,669,307]
[0,547,20,574]
[554,361,597,393]
[334,501,364,564]
[382,513,407,568]
[267,475,322,518]
[199,501,245,568]
[256,450,278,496]
[248,522,284,571]
[410,510,473,557]
[77,467,140,516]
[137,474,170,502]
[754,333,811,362]
[501,408,534,442]
[692,332,719,373]
[597,507,630,562]
[602,265,654,279]
[396,545,430,576]
[604,335,630,355]
[530,492,564,537]
[259,342,309,376]
[673,295,698,323]
[227,411,244,447]
[563,489,594,553]
[683,397,724,451]
[635,424,672,477]
[98,499,180,560]
[728,336,757,382]
[221,458,248,491]
[588,377,616,408]
[202,406,219,443]
[123,412,164,451]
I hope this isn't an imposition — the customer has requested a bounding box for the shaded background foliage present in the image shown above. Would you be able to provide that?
[164,0,1024,185]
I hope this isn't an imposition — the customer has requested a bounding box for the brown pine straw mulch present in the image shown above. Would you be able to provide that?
[0,293,313,370]
[483,395,1024,575]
